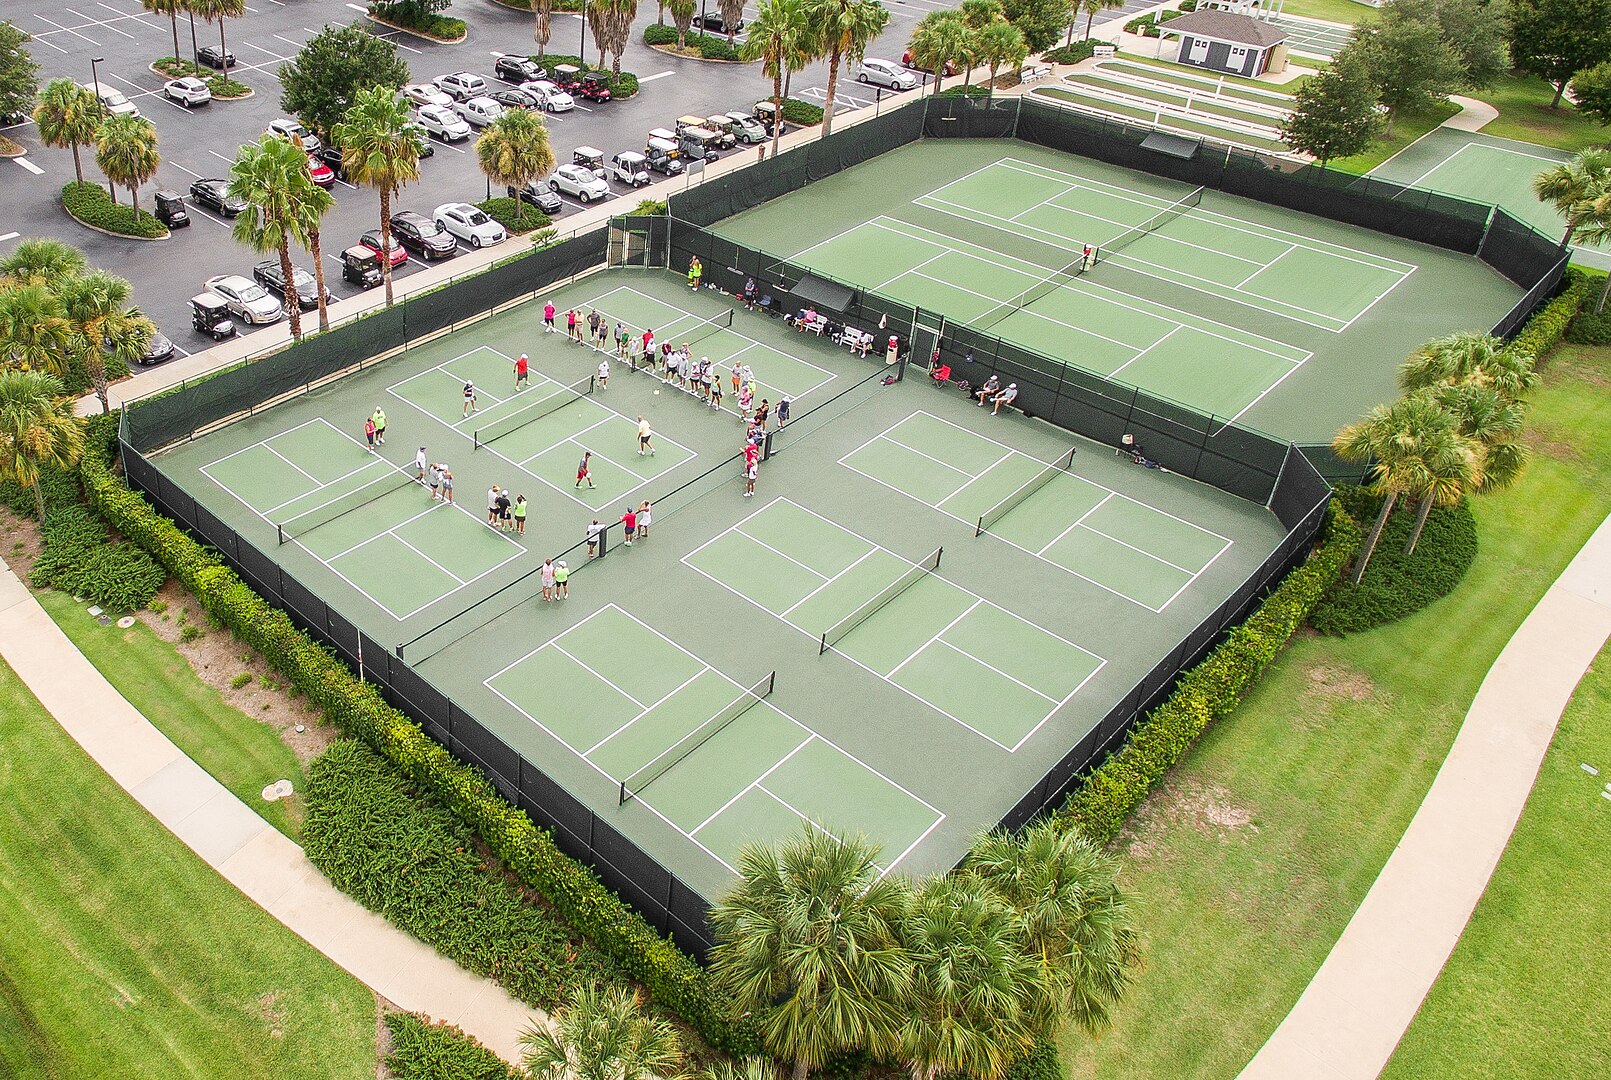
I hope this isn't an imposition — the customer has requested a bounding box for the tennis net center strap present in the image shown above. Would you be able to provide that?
[819,547,943,655]
[276,471,416,545]
[1094,185,1204,265]
[975,447,1078,536]
[618,670,777,804]
[473,374,595,449]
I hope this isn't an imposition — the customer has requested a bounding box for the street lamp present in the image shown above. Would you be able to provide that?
[89,57,106,117]
[579,0,587,66]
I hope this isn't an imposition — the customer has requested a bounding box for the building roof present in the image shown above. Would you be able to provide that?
[1160,9,1289,48]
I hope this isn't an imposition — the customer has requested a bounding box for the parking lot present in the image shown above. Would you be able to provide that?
[0,0,948,378]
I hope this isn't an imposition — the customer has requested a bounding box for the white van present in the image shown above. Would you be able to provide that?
[857,59,917,91]
[83,82,140,118]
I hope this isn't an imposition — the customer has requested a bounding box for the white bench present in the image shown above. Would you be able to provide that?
[1092,44,1116,58]
[1020,64,1052,82]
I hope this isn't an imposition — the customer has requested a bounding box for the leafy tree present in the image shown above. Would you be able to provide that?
[532,0,554,58]
[908,11,972,94]
[999,0,1066,53]
[0,369,83,521]
[740,0,814,156]
[1427,0,1510,89]
[669,0,697,49]
[1073,0,1125,42]
[334,87,421,306]
[34,79,101,185]
[1570,61,1611,126]
[0,238,86,286]
[974,20,1028,86]
[57,271,149,413]
[475,107,555,227]
[1573,192,1611,311]
[720,0,747,40]
[0,284,68,377]
[1532,148,1611,246]
[228,135,318,339]
[140,0,184,64]
[0,21,40,126]
[94,113,160,210]
[278,26,409,142]
[959,0,1004,80]
[1279,52,1382,165]
[519,986,683,1080]
[701,1061,779,1080]
[1347,1,1466,134]
[808,0,890,136]
[710,825,913,1080]
[1510,0,1611,107]
[189,0,247,69]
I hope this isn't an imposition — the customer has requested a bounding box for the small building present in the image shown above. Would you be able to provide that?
[1156,10,1288,78]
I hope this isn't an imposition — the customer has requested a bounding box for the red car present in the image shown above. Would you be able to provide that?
[358,229,408,268]
[902,50,959,77]
[306,154,335,188]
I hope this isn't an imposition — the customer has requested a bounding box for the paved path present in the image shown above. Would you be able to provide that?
[1239,513,1611,1079]
[0,557,542,1064]
[1443,94,1500,132]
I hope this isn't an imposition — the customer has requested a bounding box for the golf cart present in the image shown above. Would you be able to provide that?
[573,146,608,181]
[153,189,190,228]
[340,245,384,289]
[550,63,584,93]
[677,125,724,163]
[753,100,784,136]
[191,292,236,340]
[675,114,734,149]
[609,151,652,187]
[578,71,612,102]
[644,135,684,175]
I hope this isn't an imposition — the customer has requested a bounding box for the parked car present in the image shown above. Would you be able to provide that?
[404,122,436,157]
[902,50,957,76]
[859,58,917,90]
[715,111,767,144]
[314,145,349,181]
[267,117,323,154]
[252,261,328,310]
[306,154,335,188]
[608,151,651,187]
[153,189,190,228]
[133,327,175,365]
[491,87,543,111]
[578,71,612,102]
[455,96,504,127]
[163,76,211,107]
[82,82,139,118]
[507,180,564,215]
[197,43,235,69]
[359,229,410,269]
[518,80,574,112]
[549,163,610,202]
[494,55,545,83]
[695,11,742,32]
[402,82,455,108]
[433,202,507,248]
[341,246,383,289]
[389,211,458,259]
[432,72,489,102]
[188,177,247,217]
[416,103,471,141]
[204,274,284,325]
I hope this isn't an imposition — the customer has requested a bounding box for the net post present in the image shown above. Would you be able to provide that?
[934,545,943,570]
[618,780,629,805]
[761,430,775,461]
[819,632,828,655]
[1064,447,1077,470]
[766,670,776,696]
[974,516,985,538]
[277,523,287,545]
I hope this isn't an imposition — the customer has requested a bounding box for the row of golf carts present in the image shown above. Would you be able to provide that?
[573,103,785,189]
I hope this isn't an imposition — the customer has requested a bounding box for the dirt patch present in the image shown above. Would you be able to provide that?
[0,506,45,582]
[256,990,288,1038]
[1115,776,1257,862]
[1300,659,1375,703]
[1523,425,1585,463]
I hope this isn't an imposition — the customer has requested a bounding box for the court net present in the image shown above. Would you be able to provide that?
[975,448,1077,537]
[1094,185,1204,264]
[276,470,416,544]
[618,670,776,804]
[819,547,943,655]
[473,374,595,450]
[620,307,734,371]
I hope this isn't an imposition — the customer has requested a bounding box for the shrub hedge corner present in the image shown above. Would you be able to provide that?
[383,1012,520,1080]
[61,181,168,239]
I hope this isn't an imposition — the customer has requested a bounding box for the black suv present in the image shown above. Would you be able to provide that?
[695,12,742,32]
[494,54,545,83]
[507,180,564,215]
[197,44,235,69]
[252,261,326,310]
[188,177,247,216]
[389,211,457,259]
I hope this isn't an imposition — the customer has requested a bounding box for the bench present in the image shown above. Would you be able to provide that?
[1092,44,1116,58]
[1020,64,1052,82]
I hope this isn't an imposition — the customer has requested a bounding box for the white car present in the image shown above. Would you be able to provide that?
[518,80,575,113]
[433,202,507,249]
[455,96,504,127]
[203,274,284,325]
[416,103,471,142]
[163,76,211,107]
[432,72,489,102]
[402,82,454,108]
[82,82,139,118]
[549,163,610,202]
[267,117,322,154]
[858,58,918,91]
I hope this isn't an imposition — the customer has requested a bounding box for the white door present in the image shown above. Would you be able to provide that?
[1187,37,1210,64]
[1227,44,1249,73]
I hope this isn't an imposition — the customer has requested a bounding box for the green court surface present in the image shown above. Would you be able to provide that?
[713,139,1523,441]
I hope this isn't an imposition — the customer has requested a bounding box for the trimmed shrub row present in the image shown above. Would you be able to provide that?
[519,54,639,98]
[1513,266,1593,359]
[1042,39,1099,65]
[61,181,167,239]
[642,23,745,61]
[1057,501,1362,842]
[476,197,551,236]
[781,97,823,126]
[384,1012,519,1080]
[368,1,467,40]
[75,414,760,1057]
[31,504,164,613]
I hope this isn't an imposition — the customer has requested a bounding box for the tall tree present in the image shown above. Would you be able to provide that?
[1073,0,1125,43]
[907,11,972,95]
[710,825,913,1080]
[228,135,317,339]
[808,0,890,136]
[719,0,747,41]
[1572,190,1611,311]
[289,171,337,334]
[1427,0,1511,89]
[475,107,554,228]
[58,271,148,413]
[0,370,83,522]
[740,0,813,157]
[0,21,40,126]
[974,20,1028,87]
[603,0,640,73]
[1533,148,1611,250]
[1571,61,1611,126]
[0,238,87,286]
[999,0,1066,53]
[532,0,554,57]
[189,0,246,69]
[0,284,69,378]
[519,986,683,1080]
[1347,2,1466,135]
[278,25,409,142]
[1510,0,1611,108]
[333,87,421,306]
[701,1061,779,1080]
[95,113,160,210]
[669,0,697,50]
[1279,51,1382,166]
[140,0,184,63]
[34,79,101,186]
[963,818,1138,1039]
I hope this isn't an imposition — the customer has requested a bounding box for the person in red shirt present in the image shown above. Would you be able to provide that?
[514,352,529,391]
[543,301,556,333]
[621,506,637,546]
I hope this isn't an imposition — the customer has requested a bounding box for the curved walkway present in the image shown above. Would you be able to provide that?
[0,557,542,1065]
[1443,94,1500,132]
[1240,513,1611,1079]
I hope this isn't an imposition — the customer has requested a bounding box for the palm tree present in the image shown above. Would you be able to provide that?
[1531,149,1611,250]
[228,135,317,339]
[0,369,84,521]
[958,0,1002,82]
[289,176,336,334]
[702,1060,779,1080]
[95,114,160,211]
[189,0,245,70]
[0,284,69,377]
[476,108,555,229]
[669,0,697,50]
[709,824,912,1080]
[58,271,148,413]
[974,21,1027,88]
[908,11,971,96]
[333,87,421,306]
[519,986,683,1080]
[586,0,613,71]
[599,0,640,73]
[740,0,813,158]
[1073,0,1124,43]
[1572,187,1611,313]
[808,0,890,136]
[34,79,101,186]
[963,818,1139,1039]
[900,876,1041,1080]
[532,0,553,58]
[1399,331,1540,405]
[141,0,184,62]
[719,0,746,41]
[1,238,87,286]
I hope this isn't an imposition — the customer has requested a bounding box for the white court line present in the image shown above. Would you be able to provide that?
[877,431,983,481]
[729,525,831,579]
[776,547,880,618]
[324,501,444,560]
[886,601,982,681]
[1106,324,1183,380]
[691,736,815,834]
[263,444,321,484]
[585,668,710,755]
[550,641,648,711]
[931,637,1062,703]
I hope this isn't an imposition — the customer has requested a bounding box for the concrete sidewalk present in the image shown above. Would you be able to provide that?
[1239,513,1611,1079]
[0,558,542,1064]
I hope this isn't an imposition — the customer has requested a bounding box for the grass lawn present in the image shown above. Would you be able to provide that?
[1479,74,1610,153]
[0,656,377,1080]
[38,589,309,841]
[1060,341,1611,1079]
[1327,99,1463,174]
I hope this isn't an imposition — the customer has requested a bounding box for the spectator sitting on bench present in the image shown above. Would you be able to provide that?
[929,360,952,385]
[1121,432,1163,469]
[974,374,1000,405]
[989,382,1018,414]
[791,306,819,331]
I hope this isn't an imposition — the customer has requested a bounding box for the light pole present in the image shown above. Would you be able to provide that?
[89,56,107,117]
[579,0,587,66]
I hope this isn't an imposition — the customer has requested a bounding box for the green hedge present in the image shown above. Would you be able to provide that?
[1123,9,1184,36]
[519,54,639,98]
[1042,40,1098,65]
[781,97,823,126]
[1512,267,1592,359]
[61,181,167,239]
[76,413,760,1058]
[1309,488,1477,635]
[368,1,467,39]
[305,739,621,1008]
[642,23,744,60]
[206,75,251,98]
[940,84,993,97]
[383,1013,519,1080]
[476,197,551,236]
[0,466,80,519]
[1057,501,1362,842]
[1003,1041,1063,1080]
[1567,309,1611,344]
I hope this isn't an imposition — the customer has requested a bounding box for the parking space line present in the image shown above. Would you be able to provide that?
[239,40,290,61]
[33,13,102,47]
[0,233,20,244]
[66,6,136,39]
[14,158,44,176]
